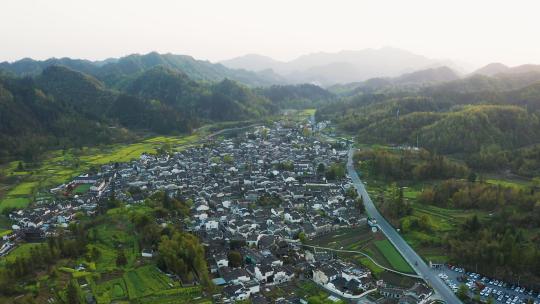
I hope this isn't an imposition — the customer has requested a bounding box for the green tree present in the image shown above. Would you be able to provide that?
[317,163,325,174]
[298,232,307,244]
[90,247,101,261]
[228,251,242,268]
[223,154,234,164]
[468,171,477,183]
[345,186,358,198]
[355,196,365,213]
[457,284,469,300]
[158,231,211,286]
[66,280,80,304]
[116,249,127,267]
[325,162,345,180]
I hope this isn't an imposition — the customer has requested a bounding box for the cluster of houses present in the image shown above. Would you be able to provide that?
[0,119,434,303]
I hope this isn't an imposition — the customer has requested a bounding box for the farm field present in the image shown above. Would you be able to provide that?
[92,266,204,304]
[93,265,207,304]
[373,240,414,274]
[0,132,202,212]
[0,243,43,265]
[400,202,488,263]
[0,196,30,211]
[123,266,173,299]
[306,227,417,287]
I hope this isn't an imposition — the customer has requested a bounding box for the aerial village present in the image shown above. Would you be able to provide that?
[0,118,433,304]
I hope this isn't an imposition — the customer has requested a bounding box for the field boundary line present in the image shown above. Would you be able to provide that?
[297,242,421,278]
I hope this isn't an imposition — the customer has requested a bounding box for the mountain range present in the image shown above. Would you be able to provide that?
[0,52,286,88]
[220,47,464,86]
[0,61,334,161]
[3,49,540,162]
[471,62,540,77]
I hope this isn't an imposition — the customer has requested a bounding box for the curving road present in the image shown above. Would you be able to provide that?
[347,147,462,304]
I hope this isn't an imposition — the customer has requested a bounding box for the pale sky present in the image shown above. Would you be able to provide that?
[1,0,539,69]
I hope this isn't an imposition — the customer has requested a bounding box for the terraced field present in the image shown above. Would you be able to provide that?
[91,265,203,303]
[123,266,174,299]
[305,227,420,286]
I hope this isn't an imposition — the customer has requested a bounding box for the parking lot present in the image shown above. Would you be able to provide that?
[435,265,540,304]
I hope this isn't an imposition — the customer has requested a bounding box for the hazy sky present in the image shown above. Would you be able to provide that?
[1,0,539,69]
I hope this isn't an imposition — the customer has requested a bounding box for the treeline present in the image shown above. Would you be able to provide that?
[157,232,210,286]
[0,223,89,295]
[418,180,540,224]
[354,148,468,181]
[378,183,413,221]
[416,180,540,285]
[448,217,540,287]
[128,191,211,286]
[466,143,540,177]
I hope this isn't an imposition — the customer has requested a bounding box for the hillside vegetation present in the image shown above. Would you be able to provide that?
[318,78,540,176]
[0,52,285,87]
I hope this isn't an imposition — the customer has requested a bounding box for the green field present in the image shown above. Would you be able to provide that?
[92,266,202,303]
[485,178,529,189]
[374,240,414,274]
[306,227,418,286]
[0,243,43,265]
[400,202,489,263]
[8,182,39,195]
[116,266,181,300]
[293,280,345,304]
[356,256,385,275]
[0,197,30,211]
[95,278,127,302]
[0,133,202,212]
[73,184,91,194]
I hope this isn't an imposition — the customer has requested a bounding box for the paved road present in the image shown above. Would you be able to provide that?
[347,147,462,304]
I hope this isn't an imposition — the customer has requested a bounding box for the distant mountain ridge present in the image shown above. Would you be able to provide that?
[472,62,540,77]
[328,66,461,95]
[221,47,462,86]
[0,52,286,87]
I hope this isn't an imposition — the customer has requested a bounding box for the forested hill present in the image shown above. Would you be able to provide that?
[1,63,334,161]
[257,83,336,109]
[330,67,540,96]
[0,74,130,160]
[317,81,540,176]
[0,52,286,87]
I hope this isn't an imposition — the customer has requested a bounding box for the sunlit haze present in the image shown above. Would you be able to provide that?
[2,0,540,69]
